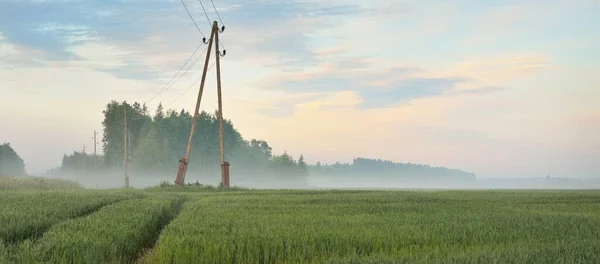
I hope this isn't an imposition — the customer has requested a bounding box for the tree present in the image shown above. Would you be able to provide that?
[298,154,308,176]
[131,124,171,171]
[250,139,272,158]
[0,143,26,176]
[101,101,151,171]
[95,101,269,179]
[269,151,311,177]
[154,103,165,121]
[60,151,98,172]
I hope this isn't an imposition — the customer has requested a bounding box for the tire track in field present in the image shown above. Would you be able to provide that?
[134,195,187,264]
[2,195,141,263]
[5,194,140,246]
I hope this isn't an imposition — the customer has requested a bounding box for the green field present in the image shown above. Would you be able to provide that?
[0,176,82,191]
[1,188,599,263]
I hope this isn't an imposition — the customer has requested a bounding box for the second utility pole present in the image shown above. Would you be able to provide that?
[93,130,97,169]
[124,101,129,188]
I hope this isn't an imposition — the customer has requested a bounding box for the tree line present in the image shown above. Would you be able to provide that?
[4,100,476,183]
[58,101,309,182]
[310,158,476,181]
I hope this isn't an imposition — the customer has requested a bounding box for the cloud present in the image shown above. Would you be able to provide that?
[0,0,183,69]
[0,0,407,84]
[254,55,506,110]
[0,1,91,61]
[452,55,550,76]
[98,62,165,81]
[259,60,427,92]
[53,40,166,82]
[462,0,580,46]
[449,86,504,96]
[357,77,470,109]
[236,93,322,118]
[0,35,48,68]
[220,1,386,72]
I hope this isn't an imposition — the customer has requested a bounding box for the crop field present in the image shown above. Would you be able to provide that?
[0,176,82,191]
[1,189,599,263]
[0,190,141,244]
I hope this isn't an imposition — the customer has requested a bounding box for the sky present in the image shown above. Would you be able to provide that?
[0,0,599,178]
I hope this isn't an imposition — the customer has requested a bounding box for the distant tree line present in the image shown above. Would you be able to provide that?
[310,158,476,181]
[54,100,476,183]
[0,143,26,176]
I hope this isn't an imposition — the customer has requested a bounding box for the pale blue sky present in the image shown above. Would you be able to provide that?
[0,0,598,178]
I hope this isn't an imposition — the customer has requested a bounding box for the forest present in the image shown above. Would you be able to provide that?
[11,100,476,184]
[310,158,477,182]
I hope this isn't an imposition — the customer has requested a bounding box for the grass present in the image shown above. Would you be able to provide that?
[0,241,7,264]
[0,176,82,190]
[144,180,249,192]
[143,190,600,263]
[1,188,599,263]
[0,190,139,244]
[14,194,184,263]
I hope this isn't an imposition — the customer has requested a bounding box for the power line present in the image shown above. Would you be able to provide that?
[145,46,208,104]
[145,43,206,103]
[198,0,226,50]
[167,48,207,87]
[197,0,212,27]
[181,0,206,38]
[154,48,207,101]
[145,0,214,104]
[209,0,225,27]
[166,62,216,108]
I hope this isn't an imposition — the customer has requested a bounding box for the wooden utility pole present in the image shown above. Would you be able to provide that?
[175,23,217,186]
[124,101,129,188]
[214,21,230,188]
[93,130,97,169]
[82,145,86,171]
[175,21,230,188]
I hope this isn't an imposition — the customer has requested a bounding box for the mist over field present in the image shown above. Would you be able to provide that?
[3,105,599,190]
[36,168,600,190]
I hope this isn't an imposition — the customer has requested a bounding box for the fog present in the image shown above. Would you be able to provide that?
[37,169,600,190]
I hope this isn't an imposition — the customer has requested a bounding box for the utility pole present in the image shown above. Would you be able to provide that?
[175,22,217,186]
[214,21,230,188]
[175,21,230,188]
[124,101,129,188]
[93,130,97,169]
[82,145,86,171]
